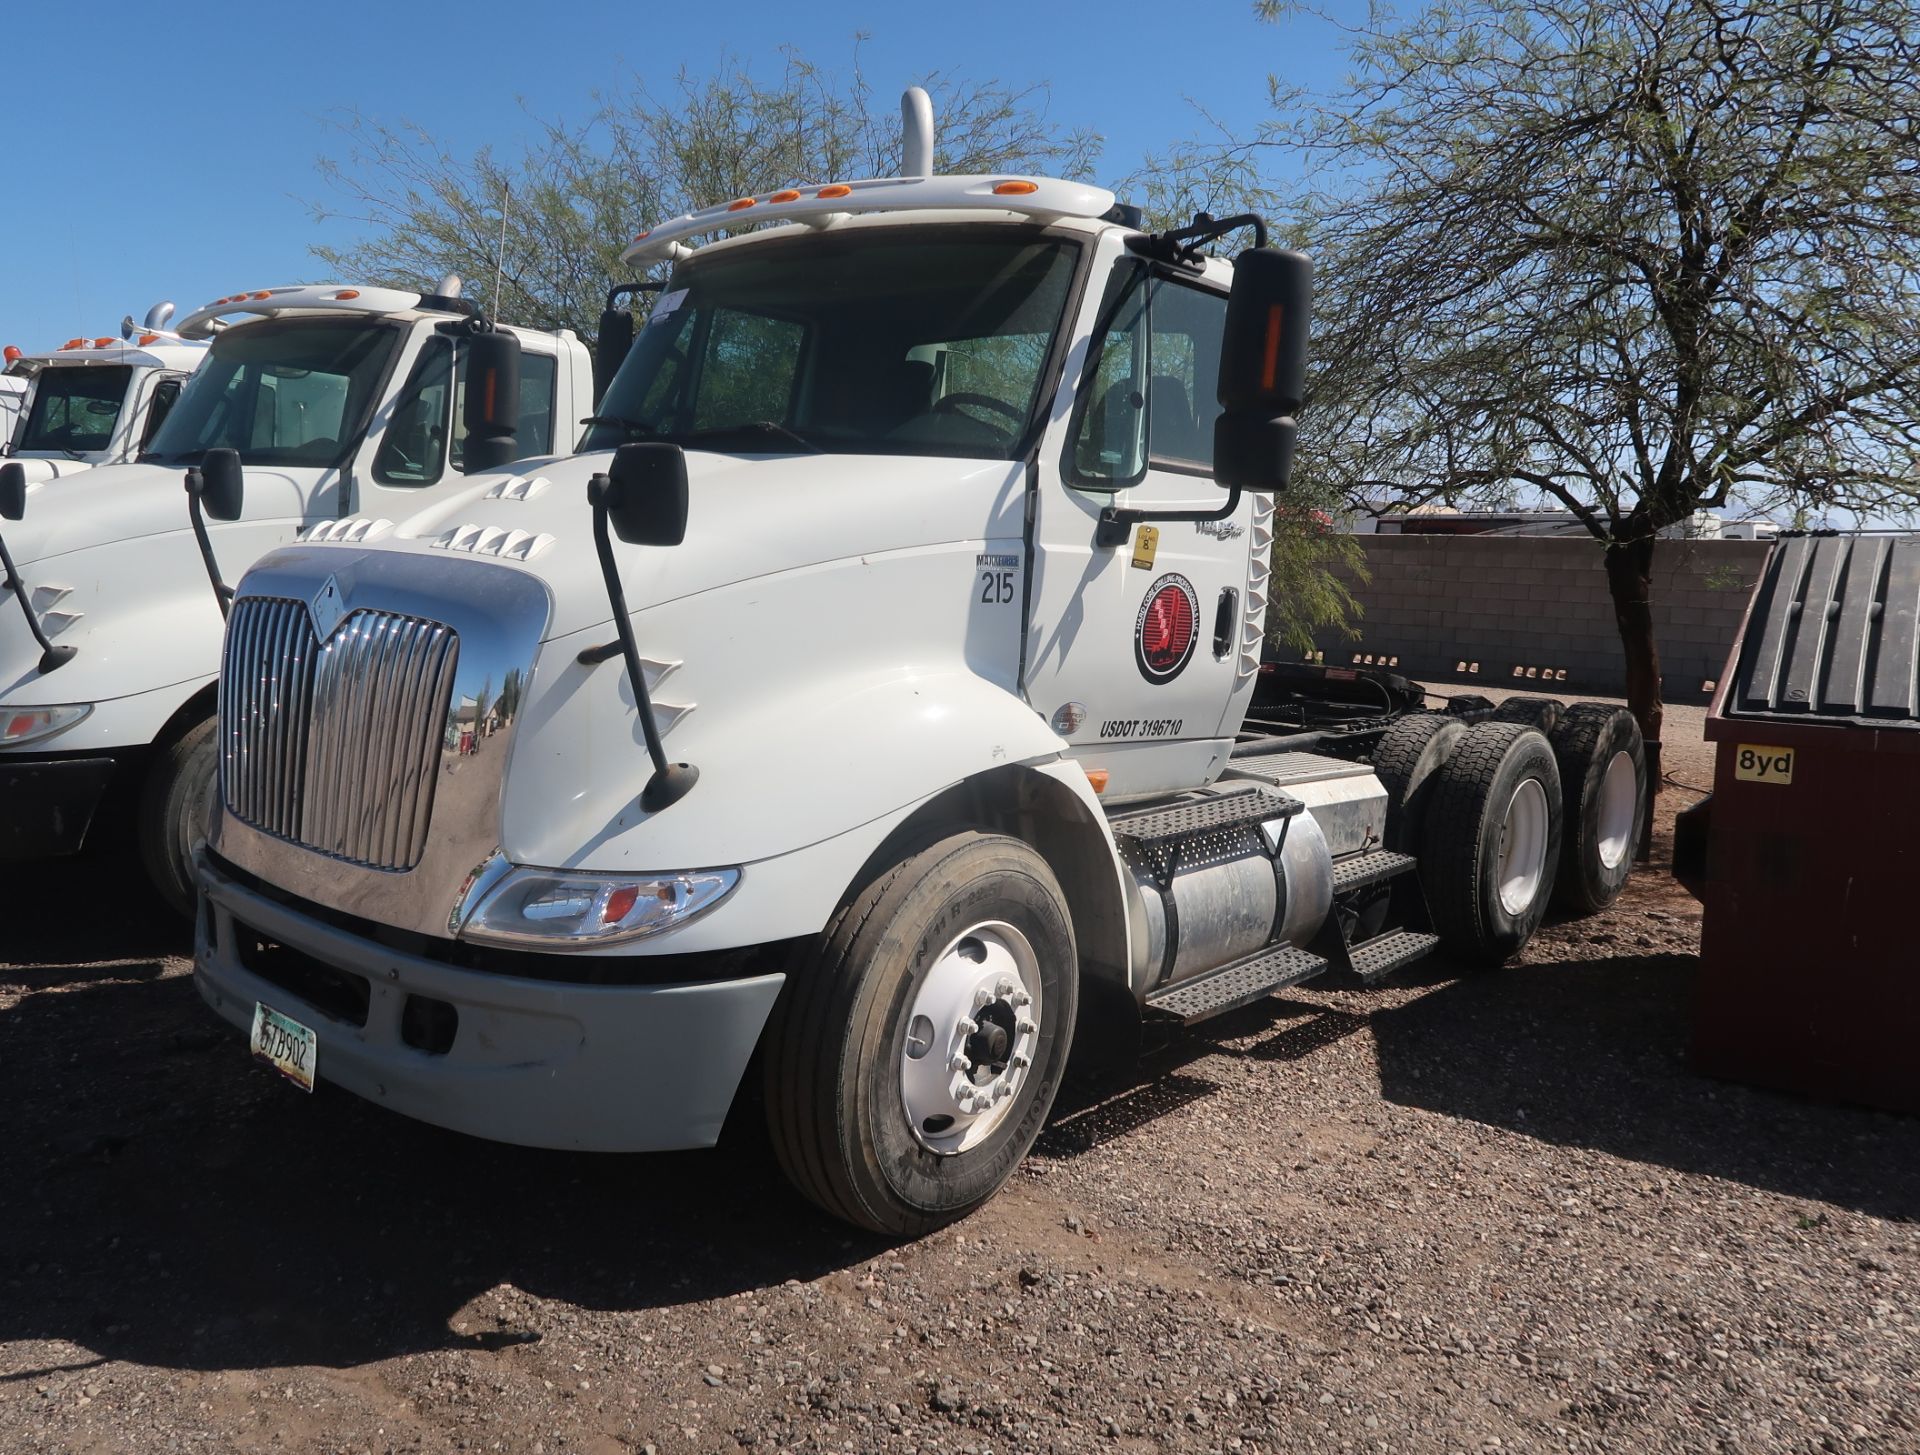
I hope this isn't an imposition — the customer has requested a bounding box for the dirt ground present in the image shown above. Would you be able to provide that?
[3,698,1915,1455]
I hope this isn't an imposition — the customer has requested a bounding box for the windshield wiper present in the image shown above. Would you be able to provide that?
[675,420,820,454]
[580,413,660,438]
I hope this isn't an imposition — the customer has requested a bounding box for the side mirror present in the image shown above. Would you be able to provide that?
[200,447,245,521]
[0,461,24,521]
[593,304,634,406]
[1215,247,1312,492]
[461,329,523,474]
[598,442,688,547]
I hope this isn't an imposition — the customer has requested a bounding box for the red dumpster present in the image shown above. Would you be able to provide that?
[1692,533,1920,1113]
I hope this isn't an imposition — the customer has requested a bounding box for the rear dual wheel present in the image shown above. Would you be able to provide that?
[763,832,1077,1236]
[1548,703,1647,913]
[1419,722,1563,966]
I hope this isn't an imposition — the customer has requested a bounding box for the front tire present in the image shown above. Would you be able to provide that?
[763,832,1077,1236]
[138,716,217,918]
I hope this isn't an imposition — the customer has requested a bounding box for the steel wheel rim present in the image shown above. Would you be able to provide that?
[1496,776,1550,915]
[899,920,1042,1156]
[1595,750,1637,870]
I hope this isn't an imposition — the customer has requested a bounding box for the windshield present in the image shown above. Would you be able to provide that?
[14,366,132,455]
[584,227,1082,460]
[145,318,401,467]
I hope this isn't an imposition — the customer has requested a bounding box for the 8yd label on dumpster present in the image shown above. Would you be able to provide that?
[1735,744,1795,784]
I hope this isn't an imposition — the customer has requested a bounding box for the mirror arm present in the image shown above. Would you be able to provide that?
[585,473,698,812]
[1093,484,1245,548]
[0,532,75,673]
[184,469,233,619]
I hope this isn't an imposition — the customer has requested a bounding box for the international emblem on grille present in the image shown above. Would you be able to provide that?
[221,596,460,871]
[308,574,346,640]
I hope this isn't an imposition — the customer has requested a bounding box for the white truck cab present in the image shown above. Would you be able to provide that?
[1,304,207,490]
[190,93,1643,1235]
[0,278,594,911]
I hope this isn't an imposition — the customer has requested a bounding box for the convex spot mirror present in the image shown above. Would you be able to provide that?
[1,462,26,521]
[1214,247,1312,493]
[596,442,688,547]
[462,329,523,475]
[199,447,245,521]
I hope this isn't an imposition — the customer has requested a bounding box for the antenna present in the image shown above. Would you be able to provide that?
[901,86,934,178]
[492,183,511,320]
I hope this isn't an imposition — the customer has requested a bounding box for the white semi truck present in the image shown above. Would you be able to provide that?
[1,303,207,491]
[0,279,593,911]
[189,94,1648,1234]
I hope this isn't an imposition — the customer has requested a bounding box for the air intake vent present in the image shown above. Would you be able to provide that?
[220,597,460,870]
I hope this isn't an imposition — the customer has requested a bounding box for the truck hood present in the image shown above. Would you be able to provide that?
[308,447,1027,643]
[2,455,101,493]
[2,459,308,571]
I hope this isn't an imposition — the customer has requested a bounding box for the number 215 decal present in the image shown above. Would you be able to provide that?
[976,552,1019,605]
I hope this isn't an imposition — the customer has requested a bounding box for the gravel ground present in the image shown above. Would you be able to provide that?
[3,697,1915,1455]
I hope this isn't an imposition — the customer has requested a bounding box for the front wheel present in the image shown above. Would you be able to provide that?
[763,832,1077,1235]
[138,716,218,918]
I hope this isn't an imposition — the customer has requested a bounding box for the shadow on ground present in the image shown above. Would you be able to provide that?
[1039,952,1920,1225]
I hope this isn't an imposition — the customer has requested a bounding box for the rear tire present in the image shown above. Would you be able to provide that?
[1371,714,1466,852]
[138,716,217,919]
[1548,703,1646,913]
[763,832,1077,1236]
[1419,722,1562,966]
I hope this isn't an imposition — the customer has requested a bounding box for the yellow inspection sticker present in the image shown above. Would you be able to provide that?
[1131,525,1159,571]
[1734,744,1795,785]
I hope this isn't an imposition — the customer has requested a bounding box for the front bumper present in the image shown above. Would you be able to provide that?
[194,853,785,1153]
[0,753,116,858]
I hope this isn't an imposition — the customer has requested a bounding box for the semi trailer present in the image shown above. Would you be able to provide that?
[0,278,592,910]
[188,91,1648,1234]
[1,301,207,491]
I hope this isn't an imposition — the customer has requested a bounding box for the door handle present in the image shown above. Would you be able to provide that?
[1213,587,1239,659]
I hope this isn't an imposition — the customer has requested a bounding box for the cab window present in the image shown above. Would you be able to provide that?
[1068,269,1229,487]
[373,338,453,485]
[17,366,132,454]
[138,378,184,451]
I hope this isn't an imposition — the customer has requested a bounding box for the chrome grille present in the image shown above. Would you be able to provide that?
[221,596,459,872]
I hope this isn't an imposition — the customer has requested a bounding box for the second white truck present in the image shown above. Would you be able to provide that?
[0,278,592,909]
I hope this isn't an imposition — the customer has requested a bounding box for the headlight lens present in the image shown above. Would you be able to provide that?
[457,864,740,949]
[1,703,92,748]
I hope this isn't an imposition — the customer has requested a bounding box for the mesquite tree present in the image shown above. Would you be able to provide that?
[1258,0,1920,754]
[310,51,1097,343]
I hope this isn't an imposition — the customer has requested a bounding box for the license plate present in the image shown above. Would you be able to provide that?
[250,1003,317,1093]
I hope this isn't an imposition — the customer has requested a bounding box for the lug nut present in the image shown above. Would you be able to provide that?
[1011,990,1032,1008]
[973,987,993,1010]
[949,1053,971,1073]
[1016,1019,1037,1035]
[1012,1054,1030,1071]
[994,979,1015,998]
[957,1017,977,1035]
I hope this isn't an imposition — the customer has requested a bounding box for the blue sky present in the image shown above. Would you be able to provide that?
[1,1,1352,350]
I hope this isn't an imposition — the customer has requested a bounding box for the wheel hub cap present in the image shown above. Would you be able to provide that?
[1496,776,1550,916]
[900,921,1041,1156]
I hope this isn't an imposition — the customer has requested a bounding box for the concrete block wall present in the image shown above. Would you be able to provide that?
[1303,536,1772,703]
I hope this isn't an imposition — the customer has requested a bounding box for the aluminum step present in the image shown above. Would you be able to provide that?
[1346,929,1440,985]
[1329,849,1418,895]
[1144,944,1328,1024]
[1108,784,1300,852]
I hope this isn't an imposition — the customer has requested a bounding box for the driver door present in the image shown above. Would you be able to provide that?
[1022,254,1263,799]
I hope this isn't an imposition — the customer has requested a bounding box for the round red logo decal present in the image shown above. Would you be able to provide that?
[1135,573,1199,683]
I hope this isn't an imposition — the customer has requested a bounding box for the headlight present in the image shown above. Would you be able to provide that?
[1,702,92,748]
[455,862,741,949]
